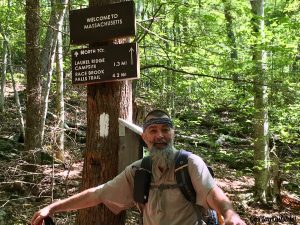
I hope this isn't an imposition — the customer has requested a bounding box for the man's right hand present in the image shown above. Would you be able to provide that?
[30,206,52,225]
[30,187,102,225]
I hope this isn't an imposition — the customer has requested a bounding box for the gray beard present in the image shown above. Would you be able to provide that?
[149,143,176,169]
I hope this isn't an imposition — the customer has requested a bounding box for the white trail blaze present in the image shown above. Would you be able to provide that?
[99,113,109,137]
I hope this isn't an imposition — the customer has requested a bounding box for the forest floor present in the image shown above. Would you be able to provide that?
[0,83,299,225]
[0,150,299,225]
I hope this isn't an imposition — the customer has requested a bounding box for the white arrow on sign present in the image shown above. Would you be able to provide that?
[129,47,134,65]
[74,51,79,57]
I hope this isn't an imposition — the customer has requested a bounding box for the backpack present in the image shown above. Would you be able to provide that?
[133,150,221,225]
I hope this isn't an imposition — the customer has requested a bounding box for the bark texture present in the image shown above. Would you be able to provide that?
[55,9,66,161]
[40,0,69,143]
[76,82,132,225]
[250,0,270,204]
[25,0,42,152]
[0,39,7,113]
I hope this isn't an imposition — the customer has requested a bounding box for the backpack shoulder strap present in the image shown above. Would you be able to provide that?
[141,155,152,172]
[175,150,220,225]
[133,156,152,204]
[175,150,196,203]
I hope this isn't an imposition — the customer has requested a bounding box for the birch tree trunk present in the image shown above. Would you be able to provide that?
[55,14,65,161]
[250,0,270,204]
[25,0,42,153]
[40,0,69,144]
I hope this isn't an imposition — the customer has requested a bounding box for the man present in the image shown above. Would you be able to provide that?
[31,110,246,225]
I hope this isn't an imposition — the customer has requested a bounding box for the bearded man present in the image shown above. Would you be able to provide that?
[31,110,246,225]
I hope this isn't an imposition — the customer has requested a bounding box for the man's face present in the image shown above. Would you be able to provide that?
[142,117,175,150]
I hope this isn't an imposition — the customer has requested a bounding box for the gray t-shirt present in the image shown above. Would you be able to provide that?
[95,152,216,225]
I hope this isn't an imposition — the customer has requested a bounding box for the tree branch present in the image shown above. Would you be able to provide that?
[141,64,254,84]
[135,3,165,43]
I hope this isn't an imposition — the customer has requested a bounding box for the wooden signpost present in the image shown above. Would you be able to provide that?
[69,1,140,224]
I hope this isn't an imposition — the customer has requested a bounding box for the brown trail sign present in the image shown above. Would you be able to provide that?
[72,43,139,85]
[69,1,136,44]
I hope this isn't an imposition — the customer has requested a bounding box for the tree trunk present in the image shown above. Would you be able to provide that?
[250,0,270,204]
[76,82,131,225]
[269,137,281,204]
[223,0,239,83]
[8,47,25,138]
[54,6,66,161]
[40,0,69,144]
[292,42,300,72]
[0,23,25,141]
[0,25,8,113]
[25,0,42,153]
[75,0,132,224]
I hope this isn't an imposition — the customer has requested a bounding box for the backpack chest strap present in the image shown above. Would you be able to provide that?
[150,183,179,191]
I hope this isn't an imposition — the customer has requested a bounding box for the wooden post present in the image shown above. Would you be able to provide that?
[75,82,131,225]
[118,119,143,172]
[75,0,133,224]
